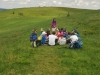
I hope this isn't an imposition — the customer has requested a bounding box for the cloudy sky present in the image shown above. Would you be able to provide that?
[0,0,100,9]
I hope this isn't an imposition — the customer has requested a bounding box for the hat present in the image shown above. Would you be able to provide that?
[42,31,47,35]
[41,28,43,31]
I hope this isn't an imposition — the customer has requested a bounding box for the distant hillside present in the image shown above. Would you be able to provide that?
[0,8,6,11]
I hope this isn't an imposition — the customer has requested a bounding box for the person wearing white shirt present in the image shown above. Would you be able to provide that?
[48,31,58,46]
[58,34,66,45]
[67,32,78,48]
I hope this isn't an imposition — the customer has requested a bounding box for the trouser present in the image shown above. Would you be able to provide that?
[31,40,41,47]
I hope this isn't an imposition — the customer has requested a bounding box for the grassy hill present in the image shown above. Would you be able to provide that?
[0,7,100,75]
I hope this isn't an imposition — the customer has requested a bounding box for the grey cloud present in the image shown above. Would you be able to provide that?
[0,0,100,9]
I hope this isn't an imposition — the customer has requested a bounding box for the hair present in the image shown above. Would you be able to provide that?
[63,28,66,32]
[33,29,37,32]
[52,18,56,22]
[46,30,50,36]
[52,31,56,35]
[71,32,75,35]
[68,32,71,35]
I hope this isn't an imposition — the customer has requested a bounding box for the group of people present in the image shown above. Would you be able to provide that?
[30,18,83,49]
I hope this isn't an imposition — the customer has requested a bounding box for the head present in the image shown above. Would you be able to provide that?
[33,29,37,33]
[52,31,56,35]
[47,30,50,34]
[53,18,56,21]
[63,28,66,32]
[68,32,71,35]
[71,32,75,35]
[61,28,64,31]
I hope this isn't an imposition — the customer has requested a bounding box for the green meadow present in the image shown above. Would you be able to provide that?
[0,7,100,75]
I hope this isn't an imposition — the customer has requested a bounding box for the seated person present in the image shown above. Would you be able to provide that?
[58,34,66,45]
[41,31,47,45]
[66,32,71,44]
[48,31,58,46]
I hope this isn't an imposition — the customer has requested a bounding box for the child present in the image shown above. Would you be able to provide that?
[58,34,66,45]
[51,18,56,32]
[41,31,47,45]
[30,29,38,47]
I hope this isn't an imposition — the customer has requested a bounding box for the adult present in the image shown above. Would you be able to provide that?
[52,18,56,32]
[48,31,58,46]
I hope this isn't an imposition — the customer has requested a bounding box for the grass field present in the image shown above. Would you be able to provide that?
[0,7,100,75]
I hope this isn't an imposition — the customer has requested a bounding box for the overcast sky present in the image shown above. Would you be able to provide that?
[0,0,100,9]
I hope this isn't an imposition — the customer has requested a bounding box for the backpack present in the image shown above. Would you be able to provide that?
[73,37,83,49]
[73,41,81,49]
[70,37,83,49]
[30,33,37,42]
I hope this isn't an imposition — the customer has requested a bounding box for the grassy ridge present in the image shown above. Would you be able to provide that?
[0,7,100,75]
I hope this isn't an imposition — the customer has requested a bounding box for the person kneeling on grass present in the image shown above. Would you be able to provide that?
[48,31,58,46]
[67,32,78,49]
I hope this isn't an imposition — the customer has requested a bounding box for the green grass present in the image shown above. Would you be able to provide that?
[0,7,100,75]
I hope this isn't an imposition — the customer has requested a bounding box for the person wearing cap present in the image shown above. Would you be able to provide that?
[41,31,47,45]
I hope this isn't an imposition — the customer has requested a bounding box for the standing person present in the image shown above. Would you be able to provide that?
[30,29,38,47]
[48,31,58,46]
[52,18,56,32]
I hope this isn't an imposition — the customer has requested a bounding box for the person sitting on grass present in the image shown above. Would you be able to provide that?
[55,28,61,39]
[66,32,71,44]
[58,34,66,45]
[63,28,68,37]
[46,29,51,43]
[48,31,58,46]
[41,31,47,45]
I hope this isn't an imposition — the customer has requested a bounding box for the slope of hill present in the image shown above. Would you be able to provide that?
[0,7,100,75]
